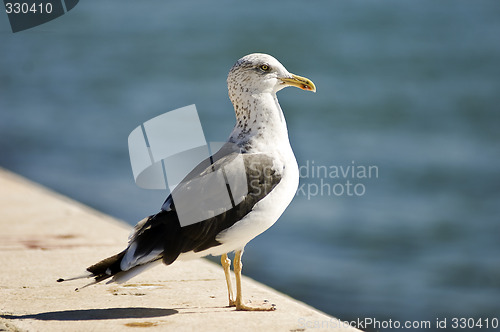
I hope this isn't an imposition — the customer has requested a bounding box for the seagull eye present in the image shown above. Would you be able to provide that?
[259,64,270,71]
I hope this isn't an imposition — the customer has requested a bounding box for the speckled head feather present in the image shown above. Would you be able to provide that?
[226,53,316,148]
[227,53,293,98]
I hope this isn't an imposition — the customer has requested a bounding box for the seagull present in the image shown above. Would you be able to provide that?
[58,53,316,311]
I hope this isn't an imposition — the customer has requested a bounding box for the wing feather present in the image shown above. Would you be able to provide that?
[123,150,282,269]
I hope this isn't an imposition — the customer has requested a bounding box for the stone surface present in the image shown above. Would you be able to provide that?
[0,168,361,332]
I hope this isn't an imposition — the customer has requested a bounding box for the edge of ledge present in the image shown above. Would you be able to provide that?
[0,168,362,332]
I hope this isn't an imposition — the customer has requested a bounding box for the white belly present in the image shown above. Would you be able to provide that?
[178,154,299,260]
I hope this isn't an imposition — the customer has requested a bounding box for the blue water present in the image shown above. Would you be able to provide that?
[1,1,500,330]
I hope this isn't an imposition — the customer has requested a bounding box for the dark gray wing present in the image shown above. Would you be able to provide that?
[124,149,282,268]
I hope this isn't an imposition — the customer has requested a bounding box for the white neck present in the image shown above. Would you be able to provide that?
[228,92,290,152]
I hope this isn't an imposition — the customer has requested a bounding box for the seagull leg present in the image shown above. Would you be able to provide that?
[221,253,235,307]
[234,250,276,311]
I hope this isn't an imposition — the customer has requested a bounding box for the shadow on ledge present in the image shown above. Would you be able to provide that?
[1,307,177,321]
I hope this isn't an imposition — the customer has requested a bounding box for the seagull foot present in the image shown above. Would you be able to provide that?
[235,300,276,311]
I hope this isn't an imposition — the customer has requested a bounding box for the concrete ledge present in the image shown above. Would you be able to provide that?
[0,168,361,332]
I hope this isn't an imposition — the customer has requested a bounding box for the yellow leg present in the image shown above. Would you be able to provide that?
[234,250,276,311]
[221,253,235,307]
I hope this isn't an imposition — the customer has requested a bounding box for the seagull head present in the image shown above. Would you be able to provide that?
[227,53,316,97]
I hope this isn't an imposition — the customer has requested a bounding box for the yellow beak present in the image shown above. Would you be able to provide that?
[280,73,316,92]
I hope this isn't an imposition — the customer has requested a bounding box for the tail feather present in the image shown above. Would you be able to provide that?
[86,250,127,283]
[109,259,162,284]
[57,250,126,286]
[57,250,163,289]
[56,272,92,283]
[58,212,169,288]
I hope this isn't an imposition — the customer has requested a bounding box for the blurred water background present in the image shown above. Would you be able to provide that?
[1,1,499,330]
